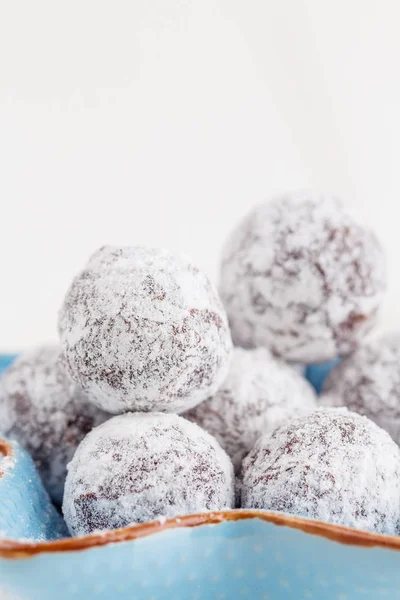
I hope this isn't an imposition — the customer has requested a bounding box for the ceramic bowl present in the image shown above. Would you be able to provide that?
[305,358,340,394]
[1,354,400,600]
[0,439,68,541]
[1,511,400,599]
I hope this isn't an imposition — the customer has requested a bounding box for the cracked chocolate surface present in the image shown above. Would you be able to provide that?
[59,246,232,414]
[220,192,386,362]
[241,408,400,534]
[63,413,235,536]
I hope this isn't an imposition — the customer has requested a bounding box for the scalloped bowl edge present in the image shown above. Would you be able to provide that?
[1,509,400,559]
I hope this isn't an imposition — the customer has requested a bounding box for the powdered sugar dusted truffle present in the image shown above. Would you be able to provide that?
[59,246,232,414]
[220,192,386,362]
[184,347,317,471]
[321,334,400,445]
[63,413,235,535]
[241,408,400,534]
[0,347,109,504]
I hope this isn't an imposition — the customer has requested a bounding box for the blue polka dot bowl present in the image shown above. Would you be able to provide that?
[2,508,400,598]
[1,355,400,599]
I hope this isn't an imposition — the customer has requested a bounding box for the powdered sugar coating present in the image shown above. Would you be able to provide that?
[59,246,232,414]
[0,347,110,504]
[241,408,400,534]
[63,413,235,535]
[184,347,317,471]
[321,334,400,446]
[220,192,386,362]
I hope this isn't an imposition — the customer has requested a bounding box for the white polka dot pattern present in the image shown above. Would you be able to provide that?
[1,515,400,599]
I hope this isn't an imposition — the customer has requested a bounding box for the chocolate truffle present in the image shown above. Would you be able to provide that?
[184,347,317,471]
[321,334,400,445]
[220,192,386,362]
[63,413,235,535]
[59,246,232,414]
[241,408,400,534]
[0,346,109,504]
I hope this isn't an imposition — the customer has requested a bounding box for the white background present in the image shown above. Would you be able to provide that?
[1,0,400,351]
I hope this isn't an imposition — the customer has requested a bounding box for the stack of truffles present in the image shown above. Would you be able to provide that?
[2,191,400,539]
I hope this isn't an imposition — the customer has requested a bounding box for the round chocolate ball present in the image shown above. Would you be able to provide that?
[59,246,232,414]
[184,347,317,471]
[220,192,386,362]
[0,346,109,504]
[320,334,400,445]
[241,408,400,534]
[63,413,235,535]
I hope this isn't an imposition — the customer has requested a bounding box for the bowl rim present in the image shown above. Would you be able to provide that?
[1,509,400,559]
[0,439,13,477]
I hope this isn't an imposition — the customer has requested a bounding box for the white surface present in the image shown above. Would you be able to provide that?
[0,0,399,350]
